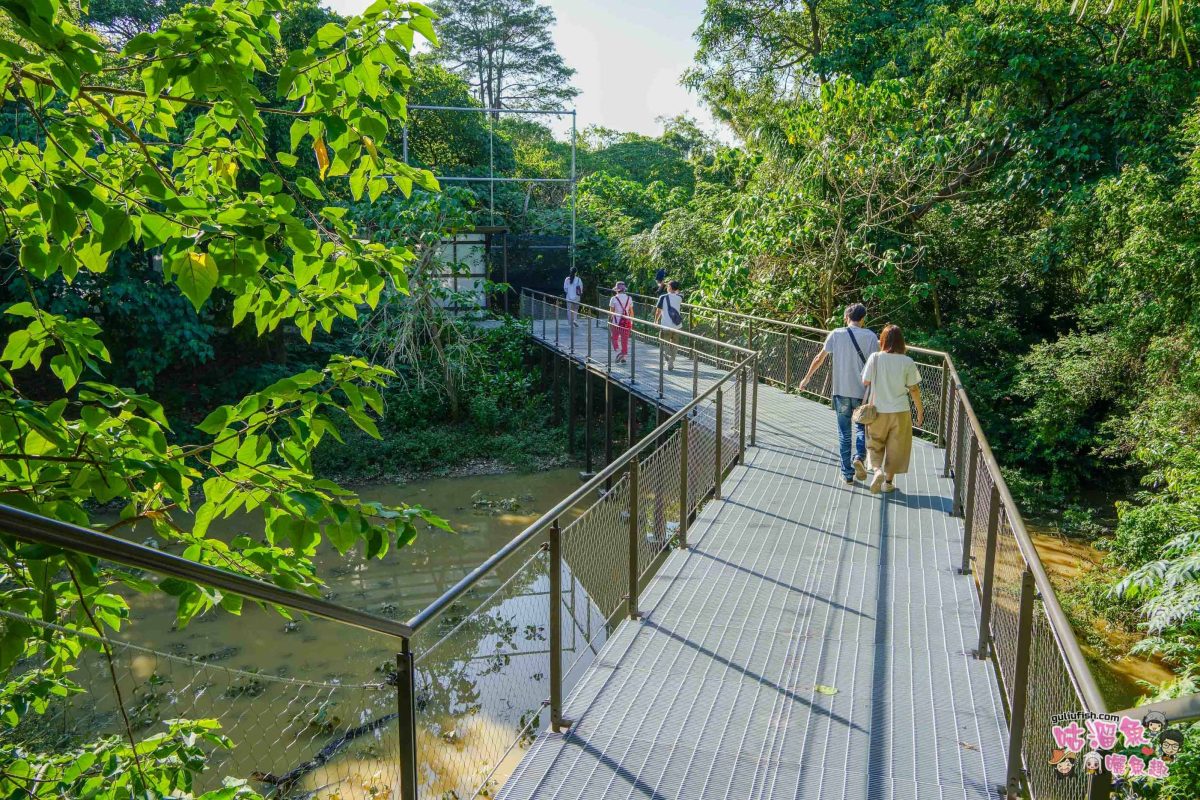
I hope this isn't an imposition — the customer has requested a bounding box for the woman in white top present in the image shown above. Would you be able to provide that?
[563,267,583,327]
[860,324,925,493]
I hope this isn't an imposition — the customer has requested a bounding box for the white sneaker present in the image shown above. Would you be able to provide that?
[870,471,886,494]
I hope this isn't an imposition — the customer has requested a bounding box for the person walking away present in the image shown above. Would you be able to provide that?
[654,268,668,298]
[860,324,925,493]
[654,280,683,370]
[609,281,634,363]
[798,303,878,484]
[563,267,583,327]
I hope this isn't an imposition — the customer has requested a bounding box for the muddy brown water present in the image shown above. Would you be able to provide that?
[1028,528,1175,710]
[58,468,609,800]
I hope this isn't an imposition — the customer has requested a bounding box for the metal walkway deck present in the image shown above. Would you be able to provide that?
[502,319,1009,800]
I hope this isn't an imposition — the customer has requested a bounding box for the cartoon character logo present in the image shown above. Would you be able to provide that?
[1049,749,1079,779]
[1143,711,1168,738]
[1083,751,1102,775]
[1159,729,1184,763]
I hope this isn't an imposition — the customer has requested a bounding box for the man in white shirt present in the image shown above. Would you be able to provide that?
[653,280,683,370]
[798,303,878,485]
[563,267,583,327]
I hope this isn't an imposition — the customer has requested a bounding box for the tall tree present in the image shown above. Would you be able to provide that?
[429,0,578,112]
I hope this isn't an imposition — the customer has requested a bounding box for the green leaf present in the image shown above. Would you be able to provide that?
[172,251,219,311]
[314,23,345,48]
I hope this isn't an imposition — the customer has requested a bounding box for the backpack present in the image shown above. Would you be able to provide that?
[659,293,682,325]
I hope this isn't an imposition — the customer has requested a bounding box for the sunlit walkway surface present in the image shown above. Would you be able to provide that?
[500,319,1009,799]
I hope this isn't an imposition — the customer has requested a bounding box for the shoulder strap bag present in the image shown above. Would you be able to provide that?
[852,348,879,426]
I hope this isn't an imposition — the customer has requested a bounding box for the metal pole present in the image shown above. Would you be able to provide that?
[570,110,576,274]
[952,399,967,516]
[566,363,575,454]
[658,332,665,399]
[555,300,561,347]
[938,358,951,448]
[975,485,1002,659]
[584,368,593,475]
[552,354,560,425]
[606,313,612,374]
[960,440,980,575]
[943,390,955,478]
[784,332,792,390]
[715,388,724,501]
[739,367,747,463]
[692,349,699,399]
[396,640,418,800]
[679,417,690,549]
[569,310,575,354]
[402,125,408,163]
[1003,569,1035,800]
[627,458,640,620]
[751,359,759,447]
[605,381,614,466]
[627,390,636,448]
[548,519,570,732]
[586,310,592,361]
[630,326,637,384]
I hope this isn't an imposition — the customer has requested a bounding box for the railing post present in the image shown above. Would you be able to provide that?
[548,519,571,732]
[692,350,699,399]
[586,310,592,361]
[555,300,561,346]
[938,358,950,448]
[959,439,979,575]
[396,639,419,800]
[952,400,967,516]
[975,484,1002,659]
[715,388,724,500]
[942,390,956,479]
[569,308,575,354]
[606,313,612,374]
[658,331,665,399]
[751,358,758,447]
[627,458,640,620]
[679,417,689,549]
[541,298,547,340]
[716,311,722,341]
[784,331,792,390]
[1004,569,1035,799]
[739,366,747,463]
[629,325,637,384]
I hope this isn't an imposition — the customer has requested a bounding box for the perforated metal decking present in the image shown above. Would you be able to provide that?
[506,320,1008,800]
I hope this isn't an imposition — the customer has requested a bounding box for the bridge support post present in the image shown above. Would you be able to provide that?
[396,639,419,800]
[627,458,640,620]
[604,381,613,473]
[584,368,594,476]
[975,484,1001,659]
[627,390,636,448]
[1003,569,1035,799]
[548,519,572,732]
[715,388,724,501]
[960,439,979,575]
[739,367,747,463]
[552,355,561,425]
[566,361,575,454]
[679,417,689,549]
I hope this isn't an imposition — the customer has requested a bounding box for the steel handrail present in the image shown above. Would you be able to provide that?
[598,287,950,361]
[407,340,757,635]
[943,359,1107,713]
[0,503,415,640]
[524,287,757,358]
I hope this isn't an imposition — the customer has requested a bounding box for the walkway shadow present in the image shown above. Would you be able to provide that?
[685,548,876,620]
[551,732,673,800]
[867,493,892,799]
[638,618,868,735]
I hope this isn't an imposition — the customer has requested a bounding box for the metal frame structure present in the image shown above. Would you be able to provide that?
[401,104,577,273]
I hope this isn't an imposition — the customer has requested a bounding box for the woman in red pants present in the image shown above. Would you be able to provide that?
[608,280,634,362]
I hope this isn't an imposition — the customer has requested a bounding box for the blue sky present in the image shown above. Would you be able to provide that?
[323,0,726,140]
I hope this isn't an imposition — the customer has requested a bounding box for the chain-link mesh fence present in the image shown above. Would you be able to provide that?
[5,607,407,800]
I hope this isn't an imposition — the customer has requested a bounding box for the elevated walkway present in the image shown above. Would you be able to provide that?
[501,317,1008,799]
